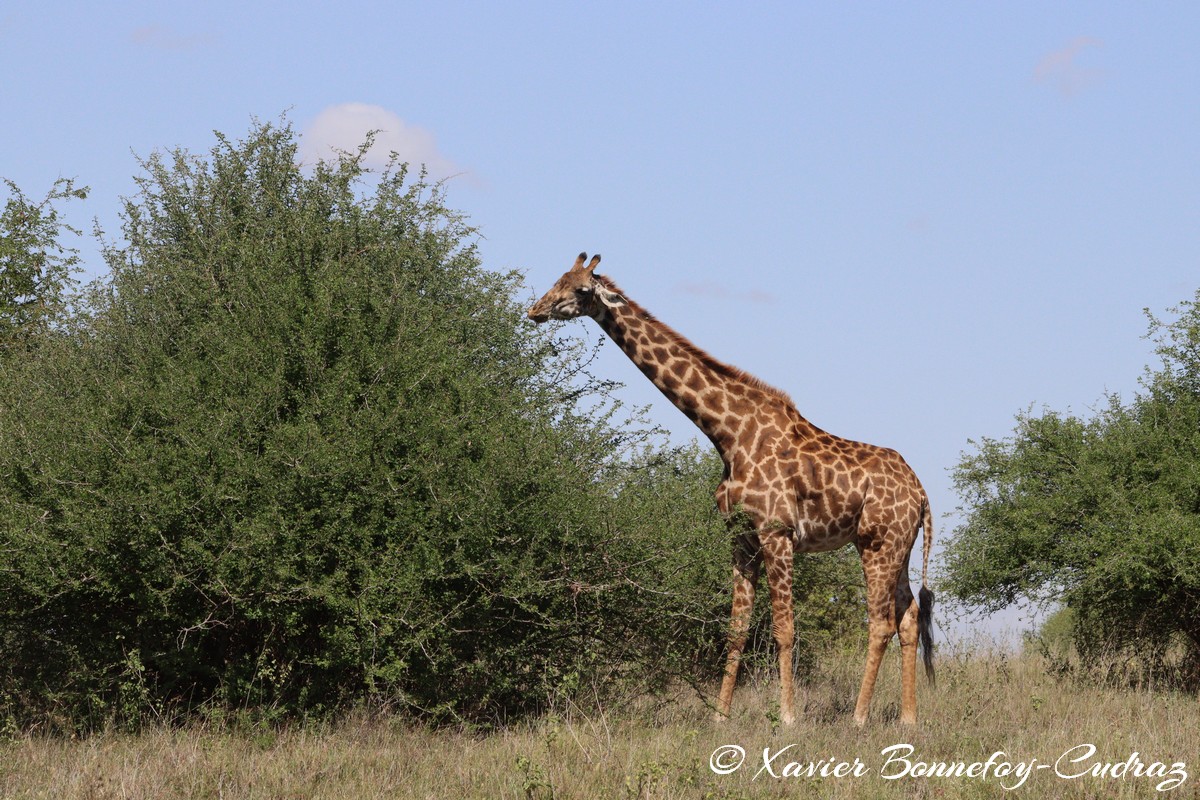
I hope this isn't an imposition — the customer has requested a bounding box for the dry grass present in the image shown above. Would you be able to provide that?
[2,645,1197,799]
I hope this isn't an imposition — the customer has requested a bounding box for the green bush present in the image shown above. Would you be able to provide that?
[0,121,868,732]
[943,292,1200,681]
[0,177,87,353]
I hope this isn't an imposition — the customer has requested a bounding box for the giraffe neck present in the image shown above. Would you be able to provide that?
[591,286,788,453]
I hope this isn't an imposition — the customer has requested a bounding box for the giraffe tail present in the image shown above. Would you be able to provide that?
[918,495,935,685]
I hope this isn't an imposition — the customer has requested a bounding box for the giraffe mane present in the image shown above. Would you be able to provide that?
[595,274,796,408]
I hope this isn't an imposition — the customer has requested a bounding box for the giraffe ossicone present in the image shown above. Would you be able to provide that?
[528,252,935,726]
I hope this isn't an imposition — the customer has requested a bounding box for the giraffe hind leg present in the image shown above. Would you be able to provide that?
[852,542,901,727]
[855,545,923,726]
[853,610,896,726]
[896,578,920,725]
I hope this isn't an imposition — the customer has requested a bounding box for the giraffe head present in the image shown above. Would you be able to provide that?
[527,252,627,323]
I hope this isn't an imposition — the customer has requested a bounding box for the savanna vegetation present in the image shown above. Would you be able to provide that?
[943,293,1200,685]
[0,120,865,735]
[2,645,1196,799]
[2,117,1198,798]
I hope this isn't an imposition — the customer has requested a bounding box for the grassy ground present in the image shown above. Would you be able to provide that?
[1,644,1196,799]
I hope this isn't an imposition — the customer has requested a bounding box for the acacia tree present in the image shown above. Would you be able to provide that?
[942,292,1200,667]
[0,121,869,731]
[0,178,87,353]
[0,122,707,728]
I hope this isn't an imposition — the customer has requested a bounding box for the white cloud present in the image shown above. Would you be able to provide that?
[298,103,462,177]
[1034,37,1104,97]
[130,24,215,51]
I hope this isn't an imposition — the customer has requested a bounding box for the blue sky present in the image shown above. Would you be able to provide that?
[4,2,1198,640]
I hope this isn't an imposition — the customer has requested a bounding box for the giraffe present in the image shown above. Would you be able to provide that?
[527,253,935,726]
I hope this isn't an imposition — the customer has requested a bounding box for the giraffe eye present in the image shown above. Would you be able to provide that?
[576,285,593,296]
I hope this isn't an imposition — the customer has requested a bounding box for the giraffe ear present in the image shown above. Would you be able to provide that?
[596,285,626,309]
[586,254,602,272]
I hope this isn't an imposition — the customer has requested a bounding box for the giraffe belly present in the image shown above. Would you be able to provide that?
[793,518,857,553]
[768,484,861,552]
[717,480,859,553]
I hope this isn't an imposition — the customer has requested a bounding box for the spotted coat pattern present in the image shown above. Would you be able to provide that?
[528,253,935,726]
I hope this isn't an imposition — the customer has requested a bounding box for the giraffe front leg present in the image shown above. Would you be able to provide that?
[715,534,760,721]
[760,530,796,726]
